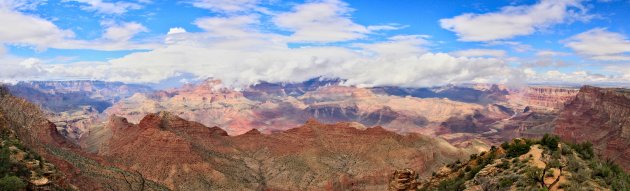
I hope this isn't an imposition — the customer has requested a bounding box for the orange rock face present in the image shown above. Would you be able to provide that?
[554,86,630,171]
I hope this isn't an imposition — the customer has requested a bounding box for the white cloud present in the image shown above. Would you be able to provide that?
[0,2,158,51]
[450,49,506,57]
[0,0,521,87]
[440,0,589,42]
[194,15,259,37]
[484,41,533,53]
[65,0,143,15]
[536,50,570,57]
[103,22,148,42]
[273,0,397,43]
[190,0,260,13]
[354,35,428,57]
[0,4,75,49]
[38,32,515,88]
[0,56,48,83]
[522,67,630,86]
[167,27,186,35]
[273,0,366,42]
[3,0,625,88]
[564,28,630,61]
[604,65,630,81]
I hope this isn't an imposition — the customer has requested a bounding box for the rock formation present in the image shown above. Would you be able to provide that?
[81,112,472,190]
[554,86,630,171]
[388,168,420,191]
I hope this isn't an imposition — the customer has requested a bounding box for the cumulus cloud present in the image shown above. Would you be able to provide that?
[564,28,630,61]
[273,0,397,43]
[65,0,143,15]
[39,31,515,88]
[450,49,506,57]
[0,56,48,83]
[440,0,589,42]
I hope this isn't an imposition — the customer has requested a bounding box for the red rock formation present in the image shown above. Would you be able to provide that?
[89,112,472,190]
[554,86,630,171]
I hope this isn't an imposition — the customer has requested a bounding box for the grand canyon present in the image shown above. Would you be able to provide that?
[1,79,629,190]
[2,0,630,190]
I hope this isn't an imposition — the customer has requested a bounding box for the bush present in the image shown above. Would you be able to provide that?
[560,144,573,156]
[497,159,510,170]
[498,175,517,188]
[566,155,582,172]
[540,134,560,151]
[512,157,520,164]
[570,142,594,160]
[0,176,26,191]
[505,141,531,158]
[436,178,465,191]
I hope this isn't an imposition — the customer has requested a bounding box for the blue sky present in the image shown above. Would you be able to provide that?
[1,0,630,87]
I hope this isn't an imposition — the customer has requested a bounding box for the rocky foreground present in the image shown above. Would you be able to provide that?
[392,135,630,191]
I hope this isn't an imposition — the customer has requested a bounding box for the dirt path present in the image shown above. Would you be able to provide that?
[520,145,567,191]
[520,145,545,168]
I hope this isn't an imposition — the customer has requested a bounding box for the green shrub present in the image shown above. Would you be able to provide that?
[497,159,510,170]
[499,177,513,188]
[540,134,560,151]
[436,178,465,191]
[506,141,531,158]
[512,157,520,164]
[560,144,573,155]
[570,142,594,160]
[0,176,26,191]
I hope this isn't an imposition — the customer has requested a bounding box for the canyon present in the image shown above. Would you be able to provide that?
[5,79,629,190]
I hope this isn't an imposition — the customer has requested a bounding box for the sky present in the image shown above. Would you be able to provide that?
[1,0,630,88]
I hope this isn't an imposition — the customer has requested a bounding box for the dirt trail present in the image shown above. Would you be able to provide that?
[520,144,566,191]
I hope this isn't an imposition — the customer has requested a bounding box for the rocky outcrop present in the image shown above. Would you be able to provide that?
[388,168,420,191]
[554,86,630,171]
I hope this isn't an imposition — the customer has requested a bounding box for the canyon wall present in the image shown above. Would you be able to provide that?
[554,86,630,171]
[508,86,579,112]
